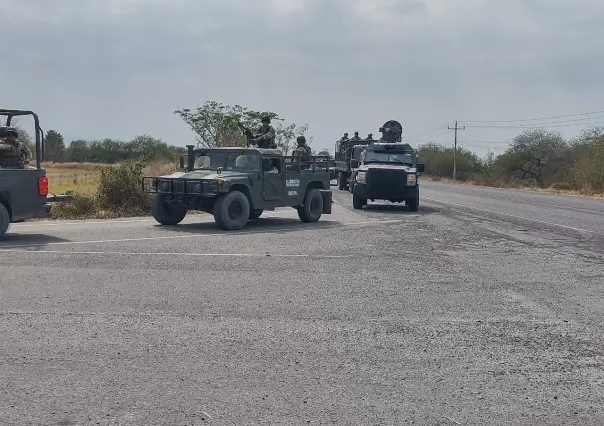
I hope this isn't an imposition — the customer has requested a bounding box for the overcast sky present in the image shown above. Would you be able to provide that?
[1,0,603,156]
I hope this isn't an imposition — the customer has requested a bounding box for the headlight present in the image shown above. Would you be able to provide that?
[406,174,417,185]
[356,171,366,183]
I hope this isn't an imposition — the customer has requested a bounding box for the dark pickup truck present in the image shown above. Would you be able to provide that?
[0,109,71,239]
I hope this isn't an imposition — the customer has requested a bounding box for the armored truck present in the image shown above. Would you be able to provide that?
[143,145,333,230]
[349,120,424,211]
[0,109,71,239]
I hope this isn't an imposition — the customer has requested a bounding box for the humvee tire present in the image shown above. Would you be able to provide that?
[337,172,346,191]
[0,203,9,239]
[249,209,263,219]
[352,194,366,209]
[298,188,323,223]
[151,194,187,225]
[214,190,250,230]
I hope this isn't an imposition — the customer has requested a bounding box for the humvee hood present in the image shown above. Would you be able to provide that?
[158,170,249,180]
[361,164,417,173]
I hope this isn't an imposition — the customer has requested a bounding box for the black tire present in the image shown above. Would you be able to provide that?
[352,194,366,209]
[249,209,263,219]
[297,188,323,223]
[407,197,418,211]
[151,194,187,225]
[214,190,250,230]
[0,203,9,240]
[337,172,346,190]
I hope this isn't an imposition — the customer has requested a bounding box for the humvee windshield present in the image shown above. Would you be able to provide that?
[194,151,260,171]
[363,150,415,166]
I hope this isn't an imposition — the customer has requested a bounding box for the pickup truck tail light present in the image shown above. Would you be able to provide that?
[38,176,49,196]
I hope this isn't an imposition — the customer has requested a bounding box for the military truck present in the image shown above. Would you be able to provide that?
[0,109,72,239]
[334,138,372,191]
[350,120,425,211]
[143,145,333,230]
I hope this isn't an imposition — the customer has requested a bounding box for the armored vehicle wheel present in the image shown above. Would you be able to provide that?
[214,190,250,230]
[249,209,263,219]
[352,194,366,209]
[337,172,347,190]
[0,203,9,239]
[298,188,323,223]
[151,194,187,225]
[406,187,419,211]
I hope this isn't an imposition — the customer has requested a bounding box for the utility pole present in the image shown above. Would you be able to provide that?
[448,121,465,180]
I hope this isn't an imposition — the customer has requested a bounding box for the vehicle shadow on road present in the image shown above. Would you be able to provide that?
[361,204,440,214]
[153,216,345,236]
[0,232,70,249]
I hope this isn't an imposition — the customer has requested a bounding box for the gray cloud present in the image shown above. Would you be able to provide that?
[1,0,603,154]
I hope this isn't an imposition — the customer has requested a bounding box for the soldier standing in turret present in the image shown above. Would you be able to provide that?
[250,116,276,149]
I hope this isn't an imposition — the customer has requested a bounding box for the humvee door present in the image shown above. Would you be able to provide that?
[262,156,285,201]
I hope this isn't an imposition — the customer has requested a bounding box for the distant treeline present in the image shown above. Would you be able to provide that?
[418,126,604,194]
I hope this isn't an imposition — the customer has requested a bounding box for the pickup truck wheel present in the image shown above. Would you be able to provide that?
[151,194,187,225]
[214,190,250,230]
[298,188,323,223]
[249,209,263,219]
[352,194,366,209]
[0,203,9,239]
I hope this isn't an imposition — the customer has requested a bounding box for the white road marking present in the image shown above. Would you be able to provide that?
[0,249,352,258]
[423,197,595,233]
[0,219,403,249]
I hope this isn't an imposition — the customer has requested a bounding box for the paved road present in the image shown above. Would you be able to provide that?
[1,183,603,425]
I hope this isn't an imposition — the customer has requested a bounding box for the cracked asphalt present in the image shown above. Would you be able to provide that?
[1,181,603,425]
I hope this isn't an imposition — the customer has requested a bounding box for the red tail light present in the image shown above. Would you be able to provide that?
[38,176,49,196]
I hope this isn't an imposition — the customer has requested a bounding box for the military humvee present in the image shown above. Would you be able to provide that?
[0,109,72,239]
[143,145,333,230]
[350,120,425,211]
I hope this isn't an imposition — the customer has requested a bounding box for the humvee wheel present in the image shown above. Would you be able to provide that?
[151,194,187,225]
[0,203,9,239]
[337,172,346,190]
[298,188,323,223]
[352,194,366,209]
[249,209,263,219]
[214,190,250,230]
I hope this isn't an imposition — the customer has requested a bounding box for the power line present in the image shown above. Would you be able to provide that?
[448,121,465,181]
[461,109,604,124]
[464,120,604,129]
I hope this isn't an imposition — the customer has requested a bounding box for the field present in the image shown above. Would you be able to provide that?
[43,162,104,195]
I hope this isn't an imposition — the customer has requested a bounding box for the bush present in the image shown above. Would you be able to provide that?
[50,159,181,219]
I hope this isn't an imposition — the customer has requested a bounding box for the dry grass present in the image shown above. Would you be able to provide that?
[43,162,106,195]
[421,175,604,199]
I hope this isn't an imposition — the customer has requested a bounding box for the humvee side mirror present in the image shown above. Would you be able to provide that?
[262,158,272,171]
[417,163,425,173]
[350,159,359,168]
[179,156,185,169]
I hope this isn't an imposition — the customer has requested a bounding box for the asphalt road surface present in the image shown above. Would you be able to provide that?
[1,181,603,425]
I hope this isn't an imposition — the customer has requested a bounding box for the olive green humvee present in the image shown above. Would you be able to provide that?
[143,145,333,230]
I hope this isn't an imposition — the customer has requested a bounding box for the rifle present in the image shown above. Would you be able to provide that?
[236,120,254,147]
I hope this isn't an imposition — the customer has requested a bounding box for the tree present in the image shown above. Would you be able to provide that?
[174,100,312,152]
[174,101,281,148]
[45,130,66,162]
[496,128,567,187]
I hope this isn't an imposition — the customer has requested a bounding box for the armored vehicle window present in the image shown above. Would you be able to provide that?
[364,150,414,165]
[227,152,260,171]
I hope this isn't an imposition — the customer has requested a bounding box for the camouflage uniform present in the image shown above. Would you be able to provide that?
[365,133,374,142]
[1,129,32,168]
[291,136,312,157]
[337,133,349,153]
[349,131,362,142]
[251,116,276,149]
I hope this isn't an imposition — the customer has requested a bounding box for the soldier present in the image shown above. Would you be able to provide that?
[292,135,312,157]
[1,127,32,168]
[350,131,362,142]
[365,133,374,142]
[250,116,276,149]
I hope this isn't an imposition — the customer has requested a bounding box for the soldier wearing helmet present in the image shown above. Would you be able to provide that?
[0,127,32,168]
[251,116,276,149]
